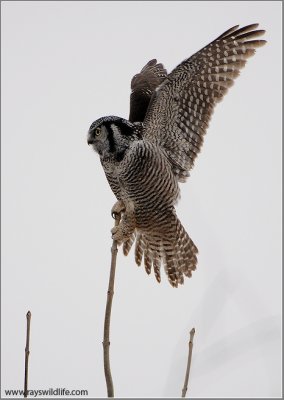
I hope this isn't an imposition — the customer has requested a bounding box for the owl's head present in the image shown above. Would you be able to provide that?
[87,116,139,161]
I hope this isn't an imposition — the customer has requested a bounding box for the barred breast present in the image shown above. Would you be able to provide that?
[119,140,198,287]
[120,140,179,228]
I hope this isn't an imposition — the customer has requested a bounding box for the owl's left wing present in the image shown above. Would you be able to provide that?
[142,24,266,182]
[129,59,167,123]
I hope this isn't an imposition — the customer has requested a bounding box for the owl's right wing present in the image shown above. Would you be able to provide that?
[129,59,167,123]
[142,24,266,182]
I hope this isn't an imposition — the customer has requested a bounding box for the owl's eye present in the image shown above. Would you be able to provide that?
[95,127,101,136]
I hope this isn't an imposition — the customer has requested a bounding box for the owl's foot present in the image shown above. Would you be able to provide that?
[111,200,126,220]
[111,224,131,245]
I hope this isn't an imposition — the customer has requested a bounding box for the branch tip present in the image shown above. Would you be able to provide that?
[24,310,32,398]
[181,327,196,398]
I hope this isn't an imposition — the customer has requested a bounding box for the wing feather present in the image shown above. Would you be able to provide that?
[129,59,167,123]
[142,24,266,182]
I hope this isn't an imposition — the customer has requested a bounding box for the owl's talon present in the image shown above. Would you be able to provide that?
[111,224,130,244]
[111,226,121,243]
[111,200,126,220]
[111,226,119,236]
[111,211,120,220]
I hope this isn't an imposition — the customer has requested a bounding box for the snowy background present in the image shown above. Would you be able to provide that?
[2,1,282,398]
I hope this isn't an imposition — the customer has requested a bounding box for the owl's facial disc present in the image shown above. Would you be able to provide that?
[87,123,109,156]
[88,116,136,161]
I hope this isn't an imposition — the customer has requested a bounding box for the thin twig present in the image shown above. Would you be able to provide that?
[24,311,31,398]
[103,215,121,398]
[181,328,195,398]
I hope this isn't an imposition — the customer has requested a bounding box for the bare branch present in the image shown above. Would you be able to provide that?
[103,215,121,397]
[181,328,195,398]
[24,311,31,398]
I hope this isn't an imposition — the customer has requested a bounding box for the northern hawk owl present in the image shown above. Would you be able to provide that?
[88,24,266,287]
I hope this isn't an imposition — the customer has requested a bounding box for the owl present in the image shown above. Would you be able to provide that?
[88,24,266,287]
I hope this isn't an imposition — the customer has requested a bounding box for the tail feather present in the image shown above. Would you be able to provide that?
[123,213,198,287]
[144,246,152,275]
[152,250,161,283]
[123,232,136,256]
[134,232,144,265]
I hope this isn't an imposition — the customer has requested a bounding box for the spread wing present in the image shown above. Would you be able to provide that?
[142,24,266,182]
[129,59,167,123]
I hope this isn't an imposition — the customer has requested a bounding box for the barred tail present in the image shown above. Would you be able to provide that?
[123,214,198,287]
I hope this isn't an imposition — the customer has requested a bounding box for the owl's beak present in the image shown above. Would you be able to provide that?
[87,137,94,145]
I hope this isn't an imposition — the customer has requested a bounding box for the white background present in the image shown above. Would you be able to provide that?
[1,1,282,398]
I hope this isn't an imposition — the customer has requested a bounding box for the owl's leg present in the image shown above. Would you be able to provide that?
[111,201,135,244]
[111,200,126,219]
